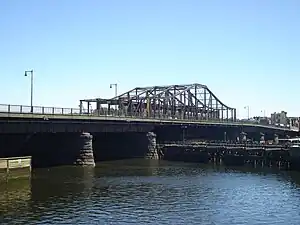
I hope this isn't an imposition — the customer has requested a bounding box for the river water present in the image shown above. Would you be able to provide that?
[1,159,300,225]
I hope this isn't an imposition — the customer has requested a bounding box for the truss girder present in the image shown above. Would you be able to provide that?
[80,83,236,122]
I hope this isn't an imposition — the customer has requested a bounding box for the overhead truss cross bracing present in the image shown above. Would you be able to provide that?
[80,83,236,122]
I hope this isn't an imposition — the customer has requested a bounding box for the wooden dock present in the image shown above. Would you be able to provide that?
[160,143,295,170]
[0,156,32,180]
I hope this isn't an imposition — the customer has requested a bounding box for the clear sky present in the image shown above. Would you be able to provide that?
[0,0,299,118]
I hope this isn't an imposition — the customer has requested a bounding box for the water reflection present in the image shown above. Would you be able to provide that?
[1,160,300,224]
[31,166,95,201]
[0,178,31,216]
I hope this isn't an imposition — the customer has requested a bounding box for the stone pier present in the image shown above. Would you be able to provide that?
[240,132,247,143]
[274,134,279,144]
[73,132,95,167]
[260,132,265,144]
[145,132,159,159]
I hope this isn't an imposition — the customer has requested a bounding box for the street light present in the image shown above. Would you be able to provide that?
[244,106,250,120]
[109,83,118,97]
[24,69,34,113]
[110,83,118,110]
[261,109,266,117]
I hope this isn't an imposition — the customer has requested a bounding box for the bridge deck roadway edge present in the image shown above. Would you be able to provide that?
[0,113,296,132]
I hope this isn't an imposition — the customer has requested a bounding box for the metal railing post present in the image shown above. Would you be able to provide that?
[8,105,10,113]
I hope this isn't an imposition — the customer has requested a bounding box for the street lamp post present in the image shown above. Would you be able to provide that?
[261,110,266,117]
[110,83,118,97]
[244,106,250,120]
[110,83,118,110]
[24,70,34,113]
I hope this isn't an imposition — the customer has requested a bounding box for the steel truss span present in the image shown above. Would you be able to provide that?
[80,83,236,122]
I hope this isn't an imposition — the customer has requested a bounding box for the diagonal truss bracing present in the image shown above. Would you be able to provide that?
[80,83,236,122]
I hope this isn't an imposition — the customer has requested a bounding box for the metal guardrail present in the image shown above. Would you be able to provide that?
[0,104,298,131]
[0,104,82,115]
[0,103,236,120]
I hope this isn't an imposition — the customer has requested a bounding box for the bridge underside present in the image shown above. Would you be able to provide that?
[80,83,236,122]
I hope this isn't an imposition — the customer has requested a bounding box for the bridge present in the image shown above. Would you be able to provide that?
[0,83,298,168]
[0,83,296,132]
[80,83,236,121]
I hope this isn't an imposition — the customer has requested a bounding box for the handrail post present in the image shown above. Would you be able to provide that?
[20,105,22,113]
[52,107,54,114]
[71,108,73,115]
[42,107,44,114]
[8,105,10,113]
[62,108,64,115]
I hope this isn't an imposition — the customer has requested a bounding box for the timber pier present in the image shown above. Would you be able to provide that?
[160,140,297,170]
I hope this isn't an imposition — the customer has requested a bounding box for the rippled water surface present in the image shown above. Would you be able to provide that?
[1,160,300,224]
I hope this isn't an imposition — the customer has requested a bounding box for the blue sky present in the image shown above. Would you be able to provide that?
[0,0,299,118]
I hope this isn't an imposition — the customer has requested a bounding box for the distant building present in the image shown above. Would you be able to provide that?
[254,111,299,131]
[253,116,270,125]
[271,111,287,126]
[289,117,300,129]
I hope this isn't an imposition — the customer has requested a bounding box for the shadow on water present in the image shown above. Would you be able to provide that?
[0,160,163,223]
[0,178,31,216]
[0,166,96,224]
[95,159,165,177]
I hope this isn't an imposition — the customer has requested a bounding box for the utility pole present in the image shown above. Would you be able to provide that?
[261,109,266,117]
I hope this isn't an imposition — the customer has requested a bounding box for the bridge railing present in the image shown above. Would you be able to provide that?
[0,104,297,131]
[0,104,84,115]
[0,103,239,122]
